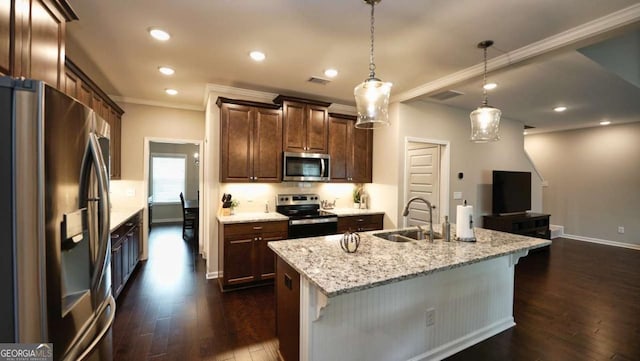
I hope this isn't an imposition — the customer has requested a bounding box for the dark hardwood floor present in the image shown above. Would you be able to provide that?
[447,239,640,361]
[113,226,640,361]
[112,224,278,361]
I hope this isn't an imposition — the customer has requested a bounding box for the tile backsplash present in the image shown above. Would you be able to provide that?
[220,183,370,213]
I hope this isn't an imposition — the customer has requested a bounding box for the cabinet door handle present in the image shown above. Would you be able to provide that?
[284,273,293,290]
[253,226,263,230]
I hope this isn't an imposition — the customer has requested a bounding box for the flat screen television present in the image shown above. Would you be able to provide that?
[492,170,531,214]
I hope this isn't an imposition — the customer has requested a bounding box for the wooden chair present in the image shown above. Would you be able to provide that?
[180,192,197,241]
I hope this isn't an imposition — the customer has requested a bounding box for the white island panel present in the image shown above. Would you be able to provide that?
[300,252,523,361]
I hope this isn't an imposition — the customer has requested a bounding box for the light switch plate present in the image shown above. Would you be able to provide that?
[453,192,462,200]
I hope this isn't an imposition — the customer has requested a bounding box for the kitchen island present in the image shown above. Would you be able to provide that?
[269,226,550,361]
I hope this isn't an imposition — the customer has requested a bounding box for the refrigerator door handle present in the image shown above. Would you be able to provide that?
[75,294,116,361]
[79,132,111,292]
[89,132,111,293]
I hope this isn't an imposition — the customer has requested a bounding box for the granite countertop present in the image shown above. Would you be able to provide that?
[217,212,289,224]
[217,209,385,224]
[268,225,551,298]
[324,208,385,216]
[110,207,144,232]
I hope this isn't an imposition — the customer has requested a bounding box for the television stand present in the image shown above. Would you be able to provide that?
[483,212,550,239]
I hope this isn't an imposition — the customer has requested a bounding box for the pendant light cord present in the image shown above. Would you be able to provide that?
[482,45,488,106]
[369,1,376,79]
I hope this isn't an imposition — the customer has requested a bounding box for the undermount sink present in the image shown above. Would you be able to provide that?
[372,228,443,242]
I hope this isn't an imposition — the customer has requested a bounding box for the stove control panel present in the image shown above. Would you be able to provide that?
[276,193,320,206]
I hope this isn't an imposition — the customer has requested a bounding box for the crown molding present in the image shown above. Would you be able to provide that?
[204,84,278,106]
[110,95,204,111]
[328,103,357,115]
[392,3,640,103]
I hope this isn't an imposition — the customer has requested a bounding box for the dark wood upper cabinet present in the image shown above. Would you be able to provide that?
[253,107,283,181]
[351,121,373,183]
[6,0,77,87]
[328,116,350,182]
[0,0,11,75]
[65,58,124,179]
[4,1,124,179]
[274,95,330,154]
[218,97,282,183]
[328,113,373,183]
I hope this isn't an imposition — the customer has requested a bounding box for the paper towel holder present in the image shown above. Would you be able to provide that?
[456,213,477,242]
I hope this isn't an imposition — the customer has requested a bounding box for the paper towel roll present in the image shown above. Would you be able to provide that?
[456,205,475,239]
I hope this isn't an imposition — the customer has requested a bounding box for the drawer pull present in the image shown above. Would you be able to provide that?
[356,219,364,222]
[229,239,252,244]
[252,226,263,230]
[111,234,119,239]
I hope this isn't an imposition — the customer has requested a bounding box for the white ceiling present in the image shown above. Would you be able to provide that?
[66,0,640,132]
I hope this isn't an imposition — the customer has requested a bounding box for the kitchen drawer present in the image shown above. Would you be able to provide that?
[223,220,288,236]
[337,214,384,233]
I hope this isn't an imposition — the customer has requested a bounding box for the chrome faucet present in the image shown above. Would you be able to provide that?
[402,197,434,242]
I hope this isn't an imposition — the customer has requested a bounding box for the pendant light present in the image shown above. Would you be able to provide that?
[354,0,392,129]
[470,40,501,142]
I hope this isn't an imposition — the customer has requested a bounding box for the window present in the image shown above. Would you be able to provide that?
[152,155,186,203]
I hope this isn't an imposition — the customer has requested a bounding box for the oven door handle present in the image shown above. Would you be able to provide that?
[289,217,338,226]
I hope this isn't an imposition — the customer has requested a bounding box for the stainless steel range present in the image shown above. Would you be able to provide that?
[276,194,338,239]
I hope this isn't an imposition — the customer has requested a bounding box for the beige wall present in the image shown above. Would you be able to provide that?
[525,122,640,246]
[120,102,205,181]
[370,100,543,228]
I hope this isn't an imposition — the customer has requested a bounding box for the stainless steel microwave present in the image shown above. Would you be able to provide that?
[282,152,330,182]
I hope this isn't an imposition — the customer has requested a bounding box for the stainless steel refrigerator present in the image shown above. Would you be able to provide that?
[0,77,115,360]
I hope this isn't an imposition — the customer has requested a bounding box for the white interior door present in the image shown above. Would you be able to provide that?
[404,142,441,227]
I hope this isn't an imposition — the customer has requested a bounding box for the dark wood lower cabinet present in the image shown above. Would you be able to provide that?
[218,220,288,291]
[111,211,142,299]
[276,256,300,361]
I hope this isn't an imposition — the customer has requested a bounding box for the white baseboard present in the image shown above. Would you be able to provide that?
[549,224,564,239]
[563,233,640,251]
[407,317,515,361]
[151,218,182,224]
[206,271,220,279]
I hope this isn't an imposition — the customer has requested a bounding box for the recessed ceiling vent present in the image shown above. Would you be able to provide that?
[524,125,535,129]
[428,89,464,101]
[308,77,331,85]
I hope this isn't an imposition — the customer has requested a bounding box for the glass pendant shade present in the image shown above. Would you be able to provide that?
[470,39,501,142]
[470,105,501,142]
[354,78,392,129]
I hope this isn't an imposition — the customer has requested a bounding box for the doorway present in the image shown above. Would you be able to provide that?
[142,137,203,261]
[403,137,450,228]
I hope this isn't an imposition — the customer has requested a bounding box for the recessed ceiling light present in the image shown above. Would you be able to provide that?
[324,69,338,78]
[158,66,175,75]
[149,28,171,41]
[249,51,266,62]
[483,82,497,90]
[553,106,567,112]
[523,131,528,135]
[165,88,178,95]
[600,120,611,126]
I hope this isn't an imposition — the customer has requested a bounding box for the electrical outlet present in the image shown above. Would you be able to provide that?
[453,192,462,200]
[125,188,135,197]
[618,226,625,234]
[425,308,435,327]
